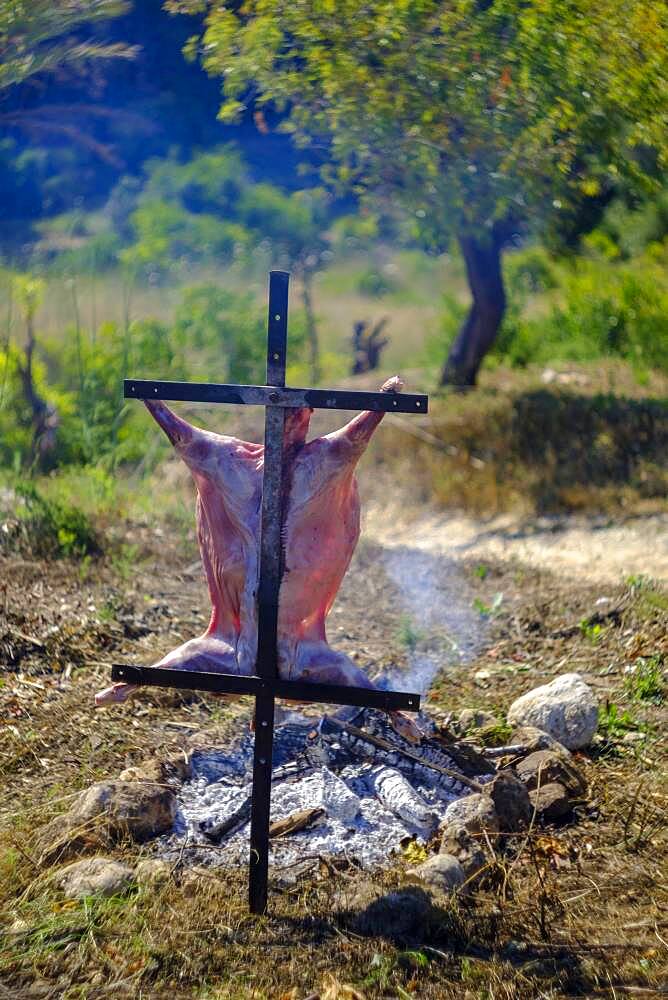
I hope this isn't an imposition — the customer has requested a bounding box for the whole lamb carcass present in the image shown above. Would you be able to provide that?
[95,376,417,739]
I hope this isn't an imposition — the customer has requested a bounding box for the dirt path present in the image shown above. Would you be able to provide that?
[365,506,668,585]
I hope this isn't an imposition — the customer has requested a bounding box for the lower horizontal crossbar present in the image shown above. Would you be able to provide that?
[110,664,420,712]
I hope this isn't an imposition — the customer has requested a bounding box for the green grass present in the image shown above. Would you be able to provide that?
[624,656,664,704]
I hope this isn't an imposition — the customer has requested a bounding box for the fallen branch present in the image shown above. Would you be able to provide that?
[323,716,484,792]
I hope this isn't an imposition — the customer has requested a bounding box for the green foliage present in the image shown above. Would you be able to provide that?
[472,593,504,618]
[0,344,37,463]
[491,250,668,373]
[396,615,424,652]
[579,619,604,643]
[172,283,267,384]
[598,702,645,741]
[0,272,272,471]
[182,0,668,248]
[356,267,396,298]
[120,200,250,278]
[44,314,184,466]
[103,147,330,278]
[504,246,557,297]
[7,481,101,558]
[598,189,668,260]
[0,0,133,92]
[624,656,664,704]
[330,213,380,252]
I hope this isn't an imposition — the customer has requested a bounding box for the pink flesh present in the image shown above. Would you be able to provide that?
[94,377,419,738]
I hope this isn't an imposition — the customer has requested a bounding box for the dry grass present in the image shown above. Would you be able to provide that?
[0,521,666,998]
[364,362,668,518]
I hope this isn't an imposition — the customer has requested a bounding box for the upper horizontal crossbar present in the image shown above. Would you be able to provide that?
[111,663,420,712]
[124,379,428,414]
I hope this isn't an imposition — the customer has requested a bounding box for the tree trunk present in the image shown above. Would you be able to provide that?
[440,230,506,388]
[17,315,59,463]
[301,269,321,385]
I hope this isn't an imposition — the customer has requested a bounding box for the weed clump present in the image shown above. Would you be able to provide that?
[624,656,664,704]
[2,481,101,559]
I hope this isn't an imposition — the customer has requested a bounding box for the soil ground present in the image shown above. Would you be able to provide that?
[0,506,666,999]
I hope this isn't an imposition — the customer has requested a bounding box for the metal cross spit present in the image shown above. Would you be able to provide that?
[110,271,428,913]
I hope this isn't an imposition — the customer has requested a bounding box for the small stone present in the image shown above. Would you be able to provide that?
[528,783,571,823]
[56,857,134,899]
[407,853,466,894]
[487,770,532,833]
[622,731,646,744]
[457,709,498,733]
[442,793,500,842]
[118,760,166,783]
[439,824,488,881]
[134,858,173,887]
[507,673,598,750]
[70,780,176,841]
[515,750,587,798]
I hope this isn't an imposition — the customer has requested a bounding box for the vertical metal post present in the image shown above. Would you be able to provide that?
[249,270,289,914]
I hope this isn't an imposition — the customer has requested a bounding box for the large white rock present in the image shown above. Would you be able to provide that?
[507,673,598,750]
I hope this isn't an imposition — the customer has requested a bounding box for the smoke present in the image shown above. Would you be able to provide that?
[378,545,486,695]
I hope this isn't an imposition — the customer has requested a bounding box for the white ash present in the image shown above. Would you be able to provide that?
[157,748,487,869]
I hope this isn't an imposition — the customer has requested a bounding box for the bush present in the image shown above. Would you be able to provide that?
[4,481,101,559]
[120,201,250,278]
[504,246,557,296]
[173,283,280,384]
[491,252,668,373]
[356,267,397,297]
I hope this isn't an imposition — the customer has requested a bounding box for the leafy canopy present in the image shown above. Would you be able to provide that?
[0,0,134,92]
[171,0,668,241]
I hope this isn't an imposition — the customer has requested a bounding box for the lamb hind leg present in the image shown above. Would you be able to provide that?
[288,641,422,743]
[94,634,243,707]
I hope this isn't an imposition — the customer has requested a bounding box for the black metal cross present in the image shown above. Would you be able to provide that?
[110,271,428,913]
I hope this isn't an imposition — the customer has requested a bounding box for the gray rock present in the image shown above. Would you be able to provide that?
[509,726,572,757]
[335,882,435,940]
[439,824,488,881]
[442,793,500,842]
[487,770,532,833]
[118,760,166,783]
[119,753,191,785]
[38,780,176,866]
[528,782,571,822]
[407,853,466,894]
[507,673,598,750]
[56,857,134,899]
[134,858,173,887]
[515,750,587,798]
[70,780,176,841]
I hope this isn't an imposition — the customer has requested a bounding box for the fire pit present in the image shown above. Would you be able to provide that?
[158,708,496,870]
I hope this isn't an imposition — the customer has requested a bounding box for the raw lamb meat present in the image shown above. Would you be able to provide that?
[95,376,414,735]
